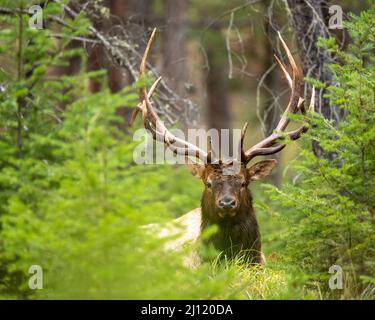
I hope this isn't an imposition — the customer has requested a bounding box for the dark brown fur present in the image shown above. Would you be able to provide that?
[194,162,272,264]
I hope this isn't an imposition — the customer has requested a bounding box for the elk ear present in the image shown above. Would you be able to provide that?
[247,159,277,181]
[187,163,205,179]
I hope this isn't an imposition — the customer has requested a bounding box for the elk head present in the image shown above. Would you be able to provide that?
[133,29,315,221]
[187,160,277,222]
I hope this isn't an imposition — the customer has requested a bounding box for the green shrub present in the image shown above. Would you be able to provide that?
[0,1,289,299]
[264,7,375,299]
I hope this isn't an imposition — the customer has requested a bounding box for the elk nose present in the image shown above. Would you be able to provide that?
[218,197,237,209]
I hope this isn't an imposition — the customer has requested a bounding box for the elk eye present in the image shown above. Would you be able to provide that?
[206,181,212,188]
[241,181,247,187]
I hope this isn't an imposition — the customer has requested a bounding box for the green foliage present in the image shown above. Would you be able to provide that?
[1,1,374,300]
[263,7,375,299]
[0,2,290,299]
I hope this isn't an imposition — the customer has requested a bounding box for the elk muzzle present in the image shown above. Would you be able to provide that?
[218,196,237,210]
[216,193,238,218]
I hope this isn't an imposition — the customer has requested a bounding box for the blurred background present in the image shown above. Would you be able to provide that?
[43,0,369,183]
[0,0,374,299]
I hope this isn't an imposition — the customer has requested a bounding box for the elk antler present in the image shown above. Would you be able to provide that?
[134,29,314,166]
[135,28,210,163]
[241,32,315,164]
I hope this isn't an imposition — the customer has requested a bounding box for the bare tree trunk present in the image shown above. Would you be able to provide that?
[161,0,188,96]
[47,39,83,114]
[87,34,103,93]
[205,36,231,157]
[128,0,154,24]
[48,41,81,79]
[105,0,154,126]
[262,21,281,186]
[92,0,154,94]
[205,32,230,134]
[107,0,130,93]
[78,1,104,94]
[286,0,345,157]
[64,40,82,76]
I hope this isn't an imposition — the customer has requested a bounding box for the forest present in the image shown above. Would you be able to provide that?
[0,0,374,300]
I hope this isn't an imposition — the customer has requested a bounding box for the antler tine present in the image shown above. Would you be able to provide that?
[241,122,248,145]
[129,76,162,126]
[241,32,314,164]
[274,54,292,89]
[275,31,303,131]
[137,28,208,163]
[309,86,316,113]
[240,122,248,160]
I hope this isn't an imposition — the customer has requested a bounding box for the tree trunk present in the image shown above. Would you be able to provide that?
[87,33,103,93]
[105,0,154,127]
[99,0,155,93]
[128,0,154,24]
[107,0,130,94]
[203,30,231,158]
[286,0,345,157]
[161,0,188,96]
[262,20,281,186]
[206,33,230,133]
[46,39,83,114]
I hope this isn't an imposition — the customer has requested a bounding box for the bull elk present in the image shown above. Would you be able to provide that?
[134,29,315,265]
